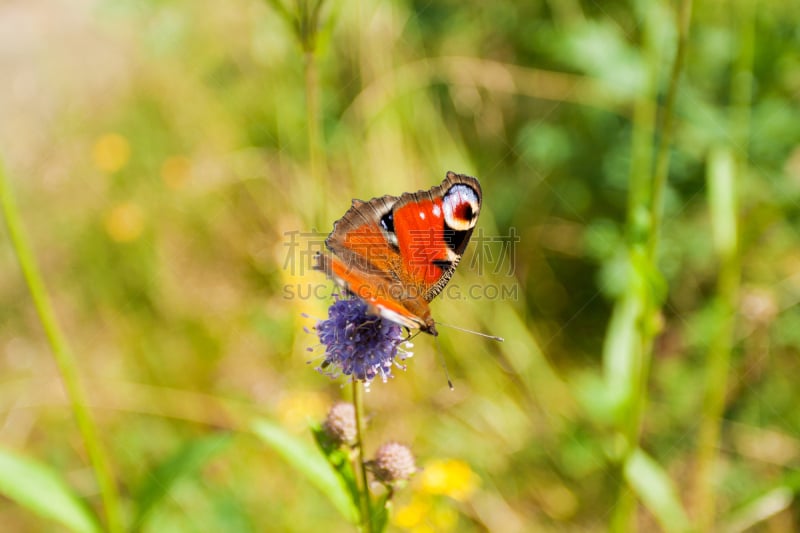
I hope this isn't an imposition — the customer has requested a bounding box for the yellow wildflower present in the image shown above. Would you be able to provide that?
[105,202,144,242]
[394,496,458,532]
[393,497,430,529]
[93,134,130,173]
[420,459,479,501]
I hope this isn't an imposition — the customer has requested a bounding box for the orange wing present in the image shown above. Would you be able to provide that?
[316,172,482,335]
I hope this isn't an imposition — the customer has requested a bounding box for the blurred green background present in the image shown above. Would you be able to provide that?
[2,0,800,531]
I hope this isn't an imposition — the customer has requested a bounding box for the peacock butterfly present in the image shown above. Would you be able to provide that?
[315,171,482,336]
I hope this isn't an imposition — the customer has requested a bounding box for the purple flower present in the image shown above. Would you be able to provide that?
[311,297,413,385]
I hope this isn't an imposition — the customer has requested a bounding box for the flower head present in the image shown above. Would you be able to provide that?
[313,297,413,384]
[322,401,357,446]
[371,442,417,484]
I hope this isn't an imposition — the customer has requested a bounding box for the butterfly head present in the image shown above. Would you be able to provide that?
[421,318,438,336]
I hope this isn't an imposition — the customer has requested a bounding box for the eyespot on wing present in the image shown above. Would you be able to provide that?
[442,183,481,231]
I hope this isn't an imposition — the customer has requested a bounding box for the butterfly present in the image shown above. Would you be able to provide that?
[315,171,482,336]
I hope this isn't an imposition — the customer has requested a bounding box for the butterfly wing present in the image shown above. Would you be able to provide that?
[316,172,482,335]
[316,195,435,331]
[389,172,482,301]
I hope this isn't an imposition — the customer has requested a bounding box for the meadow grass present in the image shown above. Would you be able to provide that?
[1,0,799,531]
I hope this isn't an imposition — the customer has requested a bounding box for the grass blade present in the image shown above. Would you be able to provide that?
[707,147,737,257]
[132,432,233,530]
[310,424,360,513]
[0,446,101,533]
[602,286,642,422]
[624,448,691,533]
[252,418,359,524]
[0,159,122,532]
[722,486,793,533]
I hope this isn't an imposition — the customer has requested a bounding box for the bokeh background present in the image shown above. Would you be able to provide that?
[2,0,800,531]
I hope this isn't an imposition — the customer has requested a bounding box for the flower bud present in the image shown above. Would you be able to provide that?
[322,402,357,446]
[371,442,417,483]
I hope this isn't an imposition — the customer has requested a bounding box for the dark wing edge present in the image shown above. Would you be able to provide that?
[320,193,400,287]
[404,172,481,302]
[324,194,398,250]
[389,171,482,215]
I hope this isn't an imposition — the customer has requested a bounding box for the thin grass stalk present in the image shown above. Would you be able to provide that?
[633,0,694,440]
[352,381,373,533]
[692,0,754,527]
[693,152,739,528]
[608,3,661,530]
[305,47,321,178]
[626,0,694,465]
[610,0,693,529]
[0,161,123,533]
[300,0,326,228]
[647,0,694,259]
[263,0,326,226]
[624,78,656,240]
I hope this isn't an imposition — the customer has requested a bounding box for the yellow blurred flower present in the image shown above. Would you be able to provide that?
[420,459,479,501]
[393,495,459,532]
[105,202,144,242]
[92,133,130,173]
[275,391,327,430]
[161,155,192,189]
[431,505,458,530]
[393,497,430,529]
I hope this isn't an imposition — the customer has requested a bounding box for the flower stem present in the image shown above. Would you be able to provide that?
[352,381,373,533]
[0,160,123,532]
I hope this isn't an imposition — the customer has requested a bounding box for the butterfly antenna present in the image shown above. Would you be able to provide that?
[433,335,455,391]
[435,321,505,342]
[405,328,422,342]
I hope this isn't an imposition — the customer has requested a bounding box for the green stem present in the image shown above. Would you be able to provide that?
[266,0,326,227]
[304,49,319,165]
[611,1,693,530]
[300,0,326,228]
[693,0,753,527]
[352,381,373,533]
[0,161,123,532]
[305,48,323,217]
[608,6,661,532]
[648,0,694,260]
[693,233,739,529]
[630,0,694,456]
